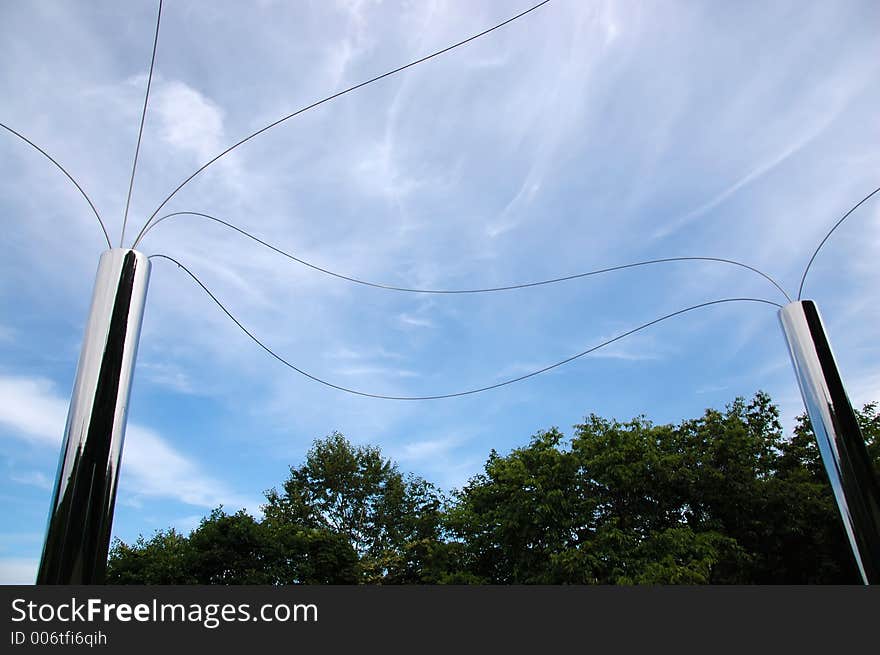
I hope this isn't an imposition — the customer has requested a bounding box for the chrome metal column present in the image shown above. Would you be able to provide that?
[37,249,151,584]
[779,300,880,584]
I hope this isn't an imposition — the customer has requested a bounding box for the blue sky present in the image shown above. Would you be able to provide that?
[1,0,878,584]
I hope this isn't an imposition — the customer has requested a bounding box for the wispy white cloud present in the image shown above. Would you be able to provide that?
[139,361,197,394]
[0,375,251,511]
[170,514,205,535]
[323,0,381,88]
[588,347,662,362]
[334,366,418,378]
[10,470,53,491]
[653,117,839,240]
[389,433,480,491]
[582,329,667,363]
[325,346,404,361]
[153,79,226,162]
[486,175,543,238]
[850,371,880,412]
[398,313,434,329]
[0,376,69,445]
[695,383,730,395]
[353,137,423,200]
[395,436,458,463]
[122,425,253,511]
[0,557,37,585]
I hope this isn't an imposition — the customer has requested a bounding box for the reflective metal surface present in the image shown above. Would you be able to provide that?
[779,300,880,584]
[37,249,151,584]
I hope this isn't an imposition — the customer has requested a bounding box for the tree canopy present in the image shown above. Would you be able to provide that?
[106,393,880,584]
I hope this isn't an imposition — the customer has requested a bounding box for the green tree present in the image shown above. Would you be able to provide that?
[108,508,359,585]
[254,517,359,584]
[755,402,880,583]
[107,395,880,585]
[570,407,748,584]
[262,432,447,582]
[447,392,877,584]
[186,508,274,584]
[447,428,596,583]
[107,528,195,584]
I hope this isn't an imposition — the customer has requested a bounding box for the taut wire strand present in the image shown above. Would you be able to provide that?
[137,211,792,302]
[0,121,112,249]
[798,184,880,300]
[130,1,552,248]
[150,253,781,401]
[120,0,163,247]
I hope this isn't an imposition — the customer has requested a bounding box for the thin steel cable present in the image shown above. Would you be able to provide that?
[798,184,880,300]
[136,210,793,302]
[130,0,552,248]
[120,0,163,247]
[150,253,781,400]
[0,121,111,249]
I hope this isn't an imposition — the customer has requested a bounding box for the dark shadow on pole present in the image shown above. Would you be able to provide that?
[779,300,880,584]
[38,249,150,584]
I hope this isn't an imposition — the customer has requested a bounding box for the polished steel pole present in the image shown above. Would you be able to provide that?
[37,249,151,584]
[779,300,880,584]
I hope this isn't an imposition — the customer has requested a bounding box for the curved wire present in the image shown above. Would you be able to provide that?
[136,210,792,302]
[130,0,552,248]
[0,121,112,249]
[798,184,880,300]
[120,0,163,247]
[150,253,781,401]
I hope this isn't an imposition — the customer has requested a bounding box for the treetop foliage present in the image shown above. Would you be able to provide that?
[107,393,880,584]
